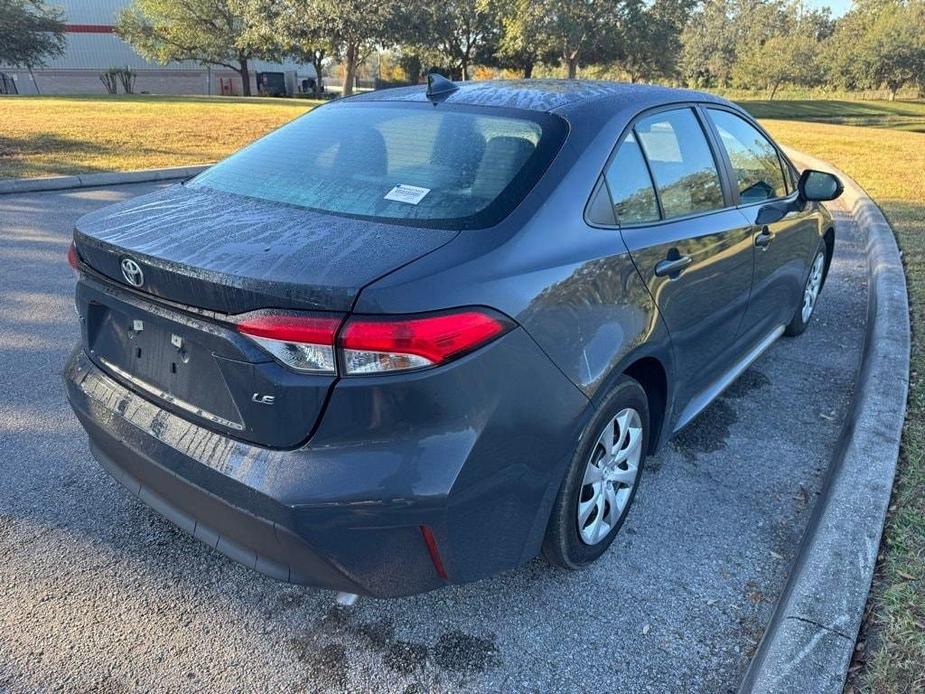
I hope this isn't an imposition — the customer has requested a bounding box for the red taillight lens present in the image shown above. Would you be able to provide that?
[236,308,513,376]
[237,313,343,374]
[339,309,513,375]
[67,241,79,273]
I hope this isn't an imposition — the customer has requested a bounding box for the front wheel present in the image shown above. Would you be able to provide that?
[542,376,649,569]
[785,245,827,336]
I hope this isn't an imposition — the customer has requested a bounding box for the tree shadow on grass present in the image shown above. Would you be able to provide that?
[0,132,119,178]
[739,100,925,133]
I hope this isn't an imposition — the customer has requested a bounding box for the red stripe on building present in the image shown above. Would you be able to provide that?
[64,24,114,33]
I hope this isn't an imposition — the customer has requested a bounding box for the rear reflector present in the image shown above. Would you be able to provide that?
[237,314,343,374]
[339,309,512,375]
[67,241,79,273]
[420,525,449,581]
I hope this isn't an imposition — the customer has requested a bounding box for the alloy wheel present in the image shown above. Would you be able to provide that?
[801,251,826,324]
[577,408,643,545]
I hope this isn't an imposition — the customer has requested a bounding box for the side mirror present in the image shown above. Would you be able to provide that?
[798,169,843,202]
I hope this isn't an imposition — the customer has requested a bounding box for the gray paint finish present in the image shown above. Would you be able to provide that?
[74,183,458,313]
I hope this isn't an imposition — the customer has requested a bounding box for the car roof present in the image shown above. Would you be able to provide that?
[345,79,733,117]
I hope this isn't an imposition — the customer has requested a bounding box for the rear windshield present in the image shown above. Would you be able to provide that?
[188,101,567,229]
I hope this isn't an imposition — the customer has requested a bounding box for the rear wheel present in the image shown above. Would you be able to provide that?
[543,376,649,569]
[785,245,827,336]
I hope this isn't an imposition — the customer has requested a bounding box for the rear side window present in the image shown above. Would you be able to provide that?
[188,102,567,230]
[635,109,725,220]
[707,109,787,203]
[604,132,660,225]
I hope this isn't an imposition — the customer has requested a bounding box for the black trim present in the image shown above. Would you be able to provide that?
[584,101,744,230]
[631,127,666,221]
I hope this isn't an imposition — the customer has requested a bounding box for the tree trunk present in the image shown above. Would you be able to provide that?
[342,43,358,97]
[769,81,780,100]
[312,52,325,98]
[239,57,251,96]
[888,85,897,101]
[523,60,534,79]
[461,59,469,81]
[28,66,40,95]
[566,55,578,79]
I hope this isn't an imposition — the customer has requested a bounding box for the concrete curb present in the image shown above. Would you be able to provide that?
[740,149,911,692]
[0,164,211,195]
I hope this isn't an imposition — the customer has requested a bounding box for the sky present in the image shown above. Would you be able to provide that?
[803,0,853,17]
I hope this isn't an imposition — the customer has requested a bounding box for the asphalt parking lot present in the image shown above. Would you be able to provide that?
[0,182,867,693]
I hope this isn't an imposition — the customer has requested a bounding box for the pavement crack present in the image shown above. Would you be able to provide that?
[787,614,854,641]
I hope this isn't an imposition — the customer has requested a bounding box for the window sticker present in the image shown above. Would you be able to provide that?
[384,184,430,205]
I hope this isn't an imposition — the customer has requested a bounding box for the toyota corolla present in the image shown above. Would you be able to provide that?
[65,78,842,598]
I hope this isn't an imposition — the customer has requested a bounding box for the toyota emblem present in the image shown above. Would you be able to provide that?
[120,257,144,287]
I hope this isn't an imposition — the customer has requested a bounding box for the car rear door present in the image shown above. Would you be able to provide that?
[703,107,821,343]
[603,106,756,416]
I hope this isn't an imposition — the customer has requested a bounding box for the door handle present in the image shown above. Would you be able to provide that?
[654,255,692,278]
[755,225,774,249]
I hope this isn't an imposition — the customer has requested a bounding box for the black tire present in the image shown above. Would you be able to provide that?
[542,376,649,569]
[785,242,828,337]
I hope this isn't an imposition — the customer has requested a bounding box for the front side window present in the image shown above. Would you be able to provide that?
[189,102,567,229]
[634,109,726,220]
[604,132,660,225]
[708,109,787,204]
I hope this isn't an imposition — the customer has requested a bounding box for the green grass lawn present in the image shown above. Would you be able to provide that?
[738,104,925,693]
[0,95,319,179]
[0,92,921,690]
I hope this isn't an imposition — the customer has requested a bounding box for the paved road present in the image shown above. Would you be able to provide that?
[0,183,867,693]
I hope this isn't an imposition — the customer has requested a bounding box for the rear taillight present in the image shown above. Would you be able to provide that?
[237,308,513,376]
[237,313,343,374]
[67,241,79,274]
[339,309,513,375]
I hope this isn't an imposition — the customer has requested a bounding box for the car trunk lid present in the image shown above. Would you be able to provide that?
[73,183,458,313]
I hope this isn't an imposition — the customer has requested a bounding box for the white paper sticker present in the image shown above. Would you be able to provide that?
[384,184,430,205]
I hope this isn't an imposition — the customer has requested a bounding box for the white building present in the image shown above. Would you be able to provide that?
[0,0,317,96]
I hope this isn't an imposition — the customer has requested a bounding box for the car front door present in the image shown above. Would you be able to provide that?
[704,107,821,343]
[604,107,755,423]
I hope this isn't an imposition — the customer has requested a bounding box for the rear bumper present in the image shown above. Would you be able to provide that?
[65,328,590,597]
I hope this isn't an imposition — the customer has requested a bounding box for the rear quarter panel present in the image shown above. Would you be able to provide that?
[354,102,676,411]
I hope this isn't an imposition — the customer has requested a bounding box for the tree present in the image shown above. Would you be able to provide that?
[733,33,816,98]
[826,0,925,99]
[396,0,501,81]
[679,0,738,87]
[415,0,500,81]
[492,0,556,78]
[116,0,276,96]
[730,4,831,97]
[245,0,406,97]
[0,0,65,86]
[614,0,690,83]
[308,0,406,95]
[680,0,832,91]
[866,2,925,99]
[235,0,332,97]
[541,0,628,78]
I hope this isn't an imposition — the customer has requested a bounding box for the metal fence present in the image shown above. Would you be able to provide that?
[0,73,18,95]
